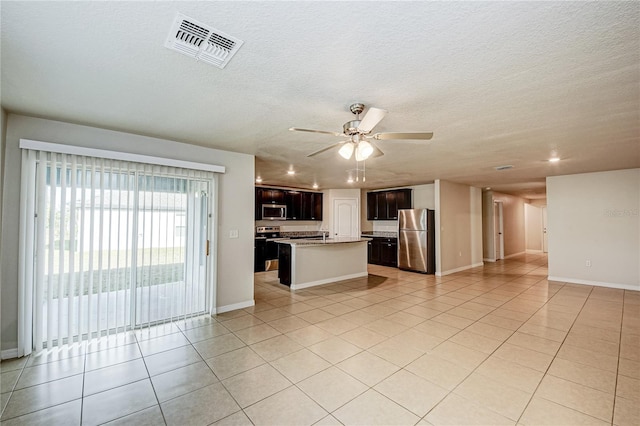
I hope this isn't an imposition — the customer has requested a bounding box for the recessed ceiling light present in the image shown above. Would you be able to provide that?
[287,170,295,175]
[347,177,354,183]
[548,157,560,163]
[485,187,491,190]
[255,177,262,183]
[312,183,318,189]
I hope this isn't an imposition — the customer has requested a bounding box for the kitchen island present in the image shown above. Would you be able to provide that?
[276,237,370,290]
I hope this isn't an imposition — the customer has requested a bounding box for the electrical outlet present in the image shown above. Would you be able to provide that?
[459,251,462,257]
[586,260,591,267]
[229,229,239,239]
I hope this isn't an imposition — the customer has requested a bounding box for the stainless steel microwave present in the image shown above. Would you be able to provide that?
[262,204,287,220]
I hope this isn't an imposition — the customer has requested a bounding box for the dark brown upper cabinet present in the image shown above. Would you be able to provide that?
[256,187,322,221]
[366,189,412,220]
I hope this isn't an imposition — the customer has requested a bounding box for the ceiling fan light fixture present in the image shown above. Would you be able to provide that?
[339,142,355,159]
[355,140,374,161]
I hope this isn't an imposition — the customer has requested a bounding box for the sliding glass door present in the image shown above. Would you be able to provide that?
[133,175,209,326]
[26,151,213,350]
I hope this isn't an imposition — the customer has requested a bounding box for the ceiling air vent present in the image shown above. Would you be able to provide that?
[494,165,514,171]
[165,13,243,69]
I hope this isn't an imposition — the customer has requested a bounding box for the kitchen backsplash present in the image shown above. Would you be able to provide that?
[372,220,398,232]
[255,220,323,232]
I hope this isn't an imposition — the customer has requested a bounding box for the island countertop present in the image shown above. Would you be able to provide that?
[276,237,371,246]
[276,238,369,289]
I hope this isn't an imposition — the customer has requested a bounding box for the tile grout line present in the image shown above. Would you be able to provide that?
[265,261,545,423]
[80,346,87,425]
[514,284,599,425]
[610,290,626,426]
[184,320,258,425]
[0,352,31,420]
[9,254,630,425]
[415,268,558,423]
[134,329,169,426]
[1,350,87,423]
[241,256,544,417]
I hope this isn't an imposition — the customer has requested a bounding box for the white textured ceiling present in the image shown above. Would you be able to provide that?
[1,1,638,198]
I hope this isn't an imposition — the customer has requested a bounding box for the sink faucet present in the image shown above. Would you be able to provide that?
[322,231,328,242]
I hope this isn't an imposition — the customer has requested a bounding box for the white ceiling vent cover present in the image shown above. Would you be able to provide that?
[494,165,514,171]
[165,13,243,69]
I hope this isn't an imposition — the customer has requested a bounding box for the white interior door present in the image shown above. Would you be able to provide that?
[333,198,359,238]
[542,206,548,253]
[494,202,504,260]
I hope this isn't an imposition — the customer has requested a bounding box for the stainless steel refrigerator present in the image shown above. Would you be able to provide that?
[398,209,435,274]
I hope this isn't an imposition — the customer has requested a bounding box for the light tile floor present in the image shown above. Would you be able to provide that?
[1,254,639,425]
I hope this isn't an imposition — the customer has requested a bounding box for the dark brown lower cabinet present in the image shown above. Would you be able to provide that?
[254,238,266,272]
[367,239,381,265]
[278,244,291,286]
[367,237,397,267]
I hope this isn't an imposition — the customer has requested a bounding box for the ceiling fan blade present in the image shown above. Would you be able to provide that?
[357,107,388,133]
[372,132,434,140]
[370,142,385,158]
[289,127,342,136]
[306,142,343,157]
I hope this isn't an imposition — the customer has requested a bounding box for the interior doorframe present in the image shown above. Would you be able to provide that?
[494,201,504,260]
[542,206,548,253]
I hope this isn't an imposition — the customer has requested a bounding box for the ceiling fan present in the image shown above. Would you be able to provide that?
[290,103,434,160]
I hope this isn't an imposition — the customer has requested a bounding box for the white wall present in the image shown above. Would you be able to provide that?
[435,180,483,275]
[470,187,483,266]
[547,169,640,290]
[1,114,256,351]
[0,109,6,353]
[482,190,495,261]
[411,183,436,210]
[524,203,543,252]
[528,199,547,208]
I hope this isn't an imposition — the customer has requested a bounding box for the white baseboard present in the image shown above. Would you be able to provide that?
[504,251,526,259]
[483,258,497,263]
[547,276,640,291]
[217,300,255,314]
[526,249,543,254]
[1,348,19,360]
[291,272,368,290]
[436,262,484,277]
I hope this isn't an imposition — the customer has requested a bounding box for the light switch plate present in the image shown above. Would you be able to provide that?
[229,229,239,239]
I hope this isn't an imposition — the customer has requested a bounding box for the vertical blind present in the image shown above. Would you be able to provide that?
[19,148,215,352]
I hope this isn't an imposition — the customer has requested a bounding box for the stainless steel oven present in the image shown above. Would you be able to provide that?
[262,204,287,220]
[256,226,281,271]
